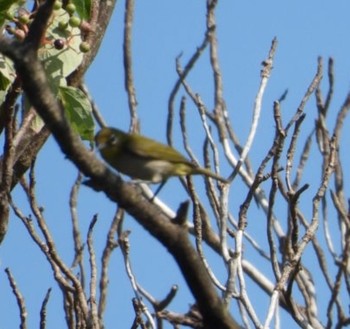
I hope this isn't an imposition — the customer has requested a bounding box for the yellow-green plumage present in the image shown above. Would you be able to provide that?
[95,127,227,183]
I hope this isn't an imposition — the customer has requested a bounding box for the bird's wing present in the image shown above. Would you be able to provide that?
[125,135,190,164]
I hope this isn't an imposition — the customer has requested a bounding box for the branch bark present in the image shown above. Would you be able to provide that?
[0,7,241,328]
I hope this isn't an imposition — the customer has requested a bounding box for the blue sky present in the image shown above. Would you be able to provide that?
[1,1,350,328]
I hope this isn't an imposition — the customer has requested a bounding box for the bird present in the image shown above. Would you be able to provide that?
[95,127,227,190]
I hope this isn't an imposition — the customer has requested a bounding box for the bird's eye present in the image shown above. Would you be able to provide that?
[108,134,118,146]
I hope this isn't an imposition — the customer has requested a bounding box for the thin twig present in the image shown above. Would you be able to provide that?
[5,268,27,329]
[167,29,211,145]
[235,230,262,328]
[323,57,335,116]
[70,172,85,288]
[119,231,156,328]
[40,288,52,329]
[80,83,107,128]
[285,57,323,133]
[292,130,313,190]
[98,208,122,320]
[87,214,99,328]
[285,114,306,192]
[123,0,139,132]
[179,96,200,165]
[228,38,278,183]
[187,178,226,291]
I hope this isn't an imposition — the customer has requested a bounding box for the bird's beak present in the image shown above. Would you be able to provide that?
[95,141,105,151]
[94,137,104,151]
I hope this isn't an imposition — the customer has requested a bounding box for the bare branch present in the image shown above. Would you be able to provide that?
[119,231,156,328]
[70,172,85,286]
[5,268,27,329]
[98,208,122,320]
[167,29,211,145]
[123,0,139,132]
[40,288,52,329]
[87,215,99,328]
[228,38,278,183]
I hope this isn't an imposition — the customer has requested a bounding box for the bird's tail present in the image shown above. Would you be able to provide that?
[193,167,228,183]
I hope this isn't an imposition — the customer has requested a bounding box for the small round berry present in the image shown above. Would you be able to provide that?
[79,20,93,33]
[53,1,63,10]
[18,14,30,25]
[79,42,90,53]
[58,20,69,30]
[69,16,81,28]
[5,11,15,21]
[54,39,65,50]
[66,3,76,15]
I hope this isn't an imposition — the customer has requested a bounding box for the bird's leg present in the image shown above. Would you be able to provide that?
[150,180,167,202]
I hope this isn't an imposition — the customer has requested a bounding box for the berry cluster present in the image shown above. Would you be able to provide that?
[4,1,91,54]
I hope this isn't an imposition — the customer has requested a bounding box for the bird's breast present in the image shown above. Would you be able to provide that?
[112,153,176,183]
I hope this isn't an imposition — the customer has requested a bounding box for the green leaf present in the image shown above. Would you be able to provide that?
[72,0,91,20]
[0,72,11,91]
[22,95,45,133]
[58,86,95,141]
[0,90,7,107]
[39,8,84,87]
[0,0,15,12]
[0,55,15,91]
[0,2,21,29]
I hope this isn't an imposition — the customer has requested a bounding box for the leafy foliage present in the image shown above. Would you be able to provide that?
[59,85,94,140]
[0,1,94,141]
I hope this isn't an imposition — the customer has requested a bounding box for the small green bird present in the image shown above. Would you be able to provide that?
[95,127,227,185]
